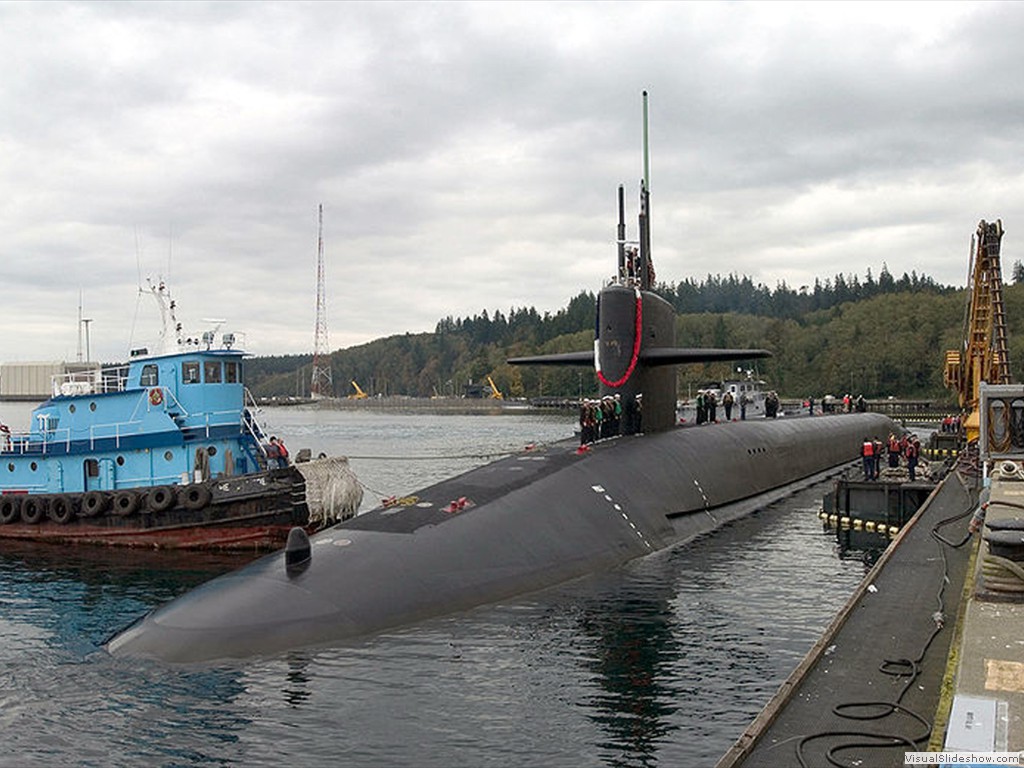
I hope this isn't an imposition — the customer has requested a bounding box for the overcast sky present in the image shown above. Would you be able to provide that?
[2,1,1021,364]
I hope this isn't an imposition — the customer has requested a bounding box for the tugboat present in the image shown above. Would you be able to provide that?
[0,281,361,551]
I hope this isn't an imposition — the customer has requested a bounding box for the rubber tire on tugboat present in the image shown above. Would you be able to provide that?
[47,494,76,525]
[80,491,108,517]
[146,485,176,513]
[112,490,140,517]
[0,496,20,525]
[180,484,212,511]
[21,496,48,525]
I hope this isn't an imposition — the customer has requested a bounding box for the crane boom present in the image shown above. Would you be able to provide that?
[943,219,1011,441]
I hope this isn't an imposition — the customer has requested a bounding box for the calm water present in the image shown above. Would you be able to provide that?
[0,406,870,767]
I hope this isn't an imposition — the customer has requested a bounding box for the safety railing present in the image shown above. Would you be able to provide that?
[51,365,129,398]
[242,388,270,458]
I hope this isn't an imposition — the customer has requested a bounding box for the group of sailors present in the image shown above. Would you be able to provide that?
[940,414,962,433]
[619,245,655,288]
[861,432,921,481]
[579,394,642,444]
[842,393,868,413]
[693,388,781,422]
[811,393,868,414]
[694,390,727,424]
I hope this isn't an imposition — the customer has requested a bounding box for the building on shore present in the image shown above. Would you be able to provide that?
[0,361,101,401]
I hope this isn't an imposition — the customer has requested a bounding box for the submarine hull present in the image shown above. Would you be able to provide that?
[108,413,896,662]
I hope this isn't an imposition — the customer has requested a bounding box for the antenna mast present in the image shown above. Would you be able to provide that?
[77,291,84,362]
[310,204,333,399]
[638,90,653,290]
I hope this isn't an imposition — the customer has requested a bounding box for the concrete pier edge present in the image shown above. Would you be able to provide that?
[927,532,980,752]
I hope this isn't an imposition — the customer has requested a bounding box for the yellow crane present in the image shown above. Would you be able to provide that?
[486,376,504,400]
[943,219,1012,442]
[348,380,369,400]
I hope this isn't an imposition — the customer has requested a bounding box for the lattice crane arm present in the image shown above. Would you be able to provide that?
[943,219,1011,441]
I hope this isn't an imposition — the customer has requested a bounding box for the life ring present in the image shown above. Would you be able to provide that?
[181,484,212,511]
[47,495,76,525]
[80,490,109,517]
[149,388,164,407]
[21,496,48,525]
[112,490,140,516]
[146,485,176,513]
[0,496,20,525]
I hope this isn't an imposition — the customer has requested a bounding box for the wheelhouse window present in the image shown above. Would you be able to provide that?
[140,364,159,387]
[204,361,222,383]
[225,361,239,383]
[182,361,200,384]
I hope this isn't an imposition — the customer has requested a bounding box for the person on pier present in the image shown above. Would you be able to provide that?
[861,436,876,480]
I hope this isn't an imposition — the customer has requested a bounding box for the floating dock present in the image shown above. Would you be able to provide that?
[717,463,979,767]
[719,384,1024,765]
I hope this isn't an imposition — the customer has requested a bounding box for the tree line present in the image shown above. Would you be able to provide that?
[246,265,1024,405]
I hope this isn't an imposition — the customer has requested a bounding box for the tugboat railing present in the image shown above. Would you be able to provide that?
[242,388,269,457]
[51,365,129,397]
[178,409,248,439]
[0,427,72,455]
[0,411,247,456]
[157,387,189,420]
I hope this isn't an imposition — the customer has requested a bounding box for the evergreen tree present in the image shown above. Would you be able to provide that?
[1013,260,1024,284]
[247,265,961,400]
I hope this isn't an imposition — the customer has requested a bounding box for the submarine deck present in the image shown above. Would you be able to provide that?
[343,436,583,534]
[344,413,894,539]
[716,469,977,767]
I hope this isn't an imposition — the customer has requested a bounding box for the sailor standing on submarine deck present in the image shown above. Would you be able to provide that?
[723,390,734,421]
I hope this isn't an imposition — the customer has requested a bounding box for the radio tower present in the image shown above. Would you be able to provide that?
[310,204,333,399]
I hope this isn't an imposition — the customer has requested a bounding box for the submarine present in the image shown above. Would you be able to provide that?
[107,97,898,663]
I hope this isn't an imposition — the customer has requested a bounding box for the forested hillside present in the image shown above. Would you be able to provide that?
[246,266,1024,404]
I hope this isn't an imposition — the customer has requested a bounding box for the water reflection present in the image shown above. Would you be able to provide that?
[282,655,314,708]
[577,575,680,767]
[562,484,868,766]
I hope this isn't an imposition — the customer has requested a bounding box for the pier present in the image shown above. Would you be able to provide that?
[717,464,977,767]
[933,464,1024,757]
[932,384,1024,759]
[718,383,1024,765]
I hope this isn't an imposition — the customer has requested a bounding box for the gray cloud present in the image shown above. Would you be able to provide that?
[1,1,1021,364]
